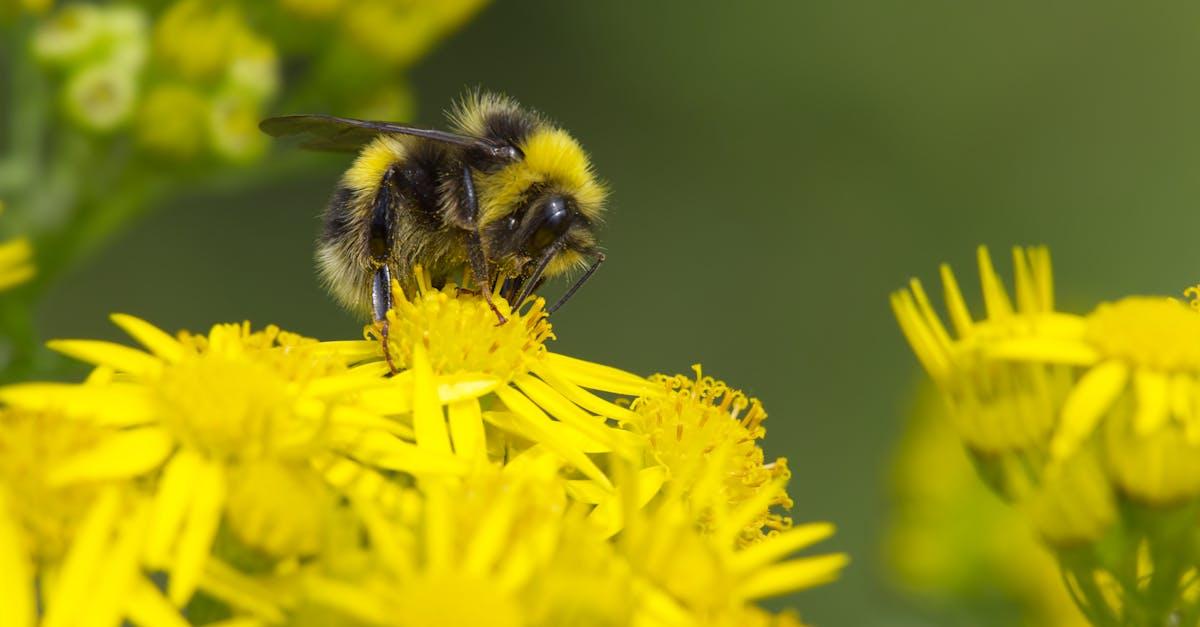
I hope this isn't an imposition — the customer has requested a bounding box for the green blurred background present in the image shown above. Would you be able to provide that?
[35,1,1200,623]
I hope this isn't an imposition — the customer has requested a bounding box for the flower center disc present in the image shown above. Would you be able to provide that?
[385,277,554,380]
[1086,297,1200,371]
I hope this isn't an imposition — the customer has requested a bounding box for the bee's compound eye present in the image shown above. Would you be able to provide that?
[506,215,519,231]
[528,194,573,253]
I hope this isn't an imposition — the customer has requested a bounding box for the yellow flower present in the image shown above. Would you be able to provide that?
[629,367,793,546]
[341,0,489,67]
[153,0,247,82]
[135,83,209,159]
[617,451,846,626]
[0,405,177,627]
[305,452,630,627]
[0,315,463,608]
[340,271,655,490]
[62,62,138,132]
[891,245,1080,455]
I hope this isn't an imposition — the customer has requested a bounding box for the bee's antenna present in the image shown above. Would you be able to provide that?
[548,252,605,314]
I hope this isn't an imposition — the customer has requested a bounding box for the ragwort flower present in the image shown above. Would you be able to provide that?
[337,271,655,490]
[892,245,1200,625]
[627,367,793,547]
[0,315,461,608]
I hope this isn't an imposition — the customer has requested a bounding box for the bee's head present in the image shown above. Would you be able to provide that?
[487,187,597,272]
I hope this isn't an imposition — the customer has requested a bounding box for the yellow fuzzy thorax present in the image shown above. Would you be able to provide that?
[476,127,606,228]
[343,135,406,193]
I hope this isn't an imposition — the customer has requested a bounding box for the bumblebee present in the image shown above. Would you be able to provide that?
[260,91,607,364]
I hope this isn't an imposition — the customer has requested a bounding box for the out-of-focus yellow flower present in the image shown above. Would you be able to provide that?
[0,203,34,292]
[31,4,105,65]
[629,367,792,547]
[341,0,489,67]
[306,453,624,627]
[153,0,245,82]
[892,245,1200,624]
[208,89,268,162]
[135,83,210,159]
[62,62,138,132]
[0,315,462,608]
[886,386,1089,627]
[338,270,654,490]
[618,450,846,626]
[0,405,177,627]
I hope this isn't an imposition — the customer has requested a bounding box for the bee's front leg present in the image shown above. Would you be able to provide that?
[460,162,506,325]
[371,265,397,376]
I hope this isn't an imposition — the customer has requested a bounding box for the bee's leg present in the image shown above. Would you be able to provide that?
[369,167,399,374]
[461,163,507,325]
[548,252,605,314]
[372,265,398,375]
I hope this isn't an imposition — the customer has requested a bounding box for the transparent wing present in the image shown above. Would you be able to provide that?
[259,114,495,153]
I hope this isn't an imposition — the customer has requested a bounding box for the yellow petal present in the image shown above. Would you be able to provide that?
[335,430,466,475]
[50,427,173,485]
[491,386,612,489]
[939,263,974,337]
[1028,246,1054,310]
[199,559,285,624]
[1133,370,1170,435]
[719,478,788,546]
[529,362,641,424]
[81,502,149,627]
[304,576,392,624]
[146,451,201,567]
[411,342,451,453]
[907,278,952,354]
[730,522,836,574]
[977,245,1013,320]
[168,460,226,606]
[44,489,122,627]
[543,352,658,396]
[462,482,518,576]
[987,337,1100,365]
[0,383,157,426]
[448,397,487,459]
[891,291,951,382]
[126,579,190,627]
[0,496,34,627]
[736,553,850,600]
[110,314,184,363]
[1053,360,1129,459]
[46,339,162,378]
[513,373,642,460]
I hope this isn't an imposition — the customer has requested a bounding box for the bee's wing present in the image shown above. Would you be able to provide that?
[259,114,499,154]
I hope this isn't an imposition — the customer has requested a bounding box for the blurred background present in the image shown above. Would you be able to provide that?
[15,1,1200,623]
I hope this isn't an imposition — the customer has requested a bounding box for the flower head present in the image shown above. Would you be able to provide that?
[616,450,846,625]
[0,315,459,608]
[347,272,655,490]
[0,405,171,627]
[630,367,792,546]
[893,245,1200,624]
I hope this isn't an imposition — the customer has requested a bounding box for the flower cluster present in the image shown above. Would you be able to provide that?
[893,246,1200,626]
[0,274,845,626]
